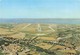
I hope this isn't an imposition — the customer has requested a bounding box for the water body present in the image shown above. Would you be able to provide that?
[0,19,80,24]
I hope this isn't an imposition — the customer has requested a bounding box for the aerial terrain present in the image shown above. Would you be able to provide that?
[0,0,80,55]
[0,23,80,55]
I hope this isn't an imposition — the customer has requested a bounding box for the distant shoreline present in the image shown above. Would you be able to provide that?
[0,18,80,24]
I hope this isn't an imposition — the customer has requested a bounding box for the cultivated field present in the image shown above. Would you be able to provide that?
[0,23,80,55]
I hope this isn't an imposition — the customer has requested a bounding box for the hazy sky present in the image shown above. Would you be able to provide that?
[0,0,80,19]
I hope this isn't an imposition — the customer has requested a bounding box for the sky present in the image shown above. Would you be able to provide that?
[0,0,80,19]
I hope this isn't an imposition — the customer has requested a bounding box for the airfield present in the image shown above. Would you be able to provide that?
[0,23,80,55]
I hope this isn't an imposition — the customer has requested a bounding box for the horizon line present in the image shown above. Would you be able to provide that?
[0,18,80,20]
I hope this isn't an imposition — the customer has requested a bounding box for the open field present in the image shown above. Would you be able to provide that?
[0,23,80,55]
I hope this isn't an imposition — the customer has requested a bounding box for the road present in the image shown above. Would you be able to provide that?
[37,24,42,32]
[48,24,55,32]
[21,24,31,30]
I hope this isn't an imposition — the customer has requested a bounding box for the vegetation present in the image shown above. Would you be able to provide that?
[0,24,80,55]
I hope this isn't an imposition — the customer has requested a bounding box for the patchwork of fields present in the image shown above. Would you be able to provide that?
[0,23,80,55]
